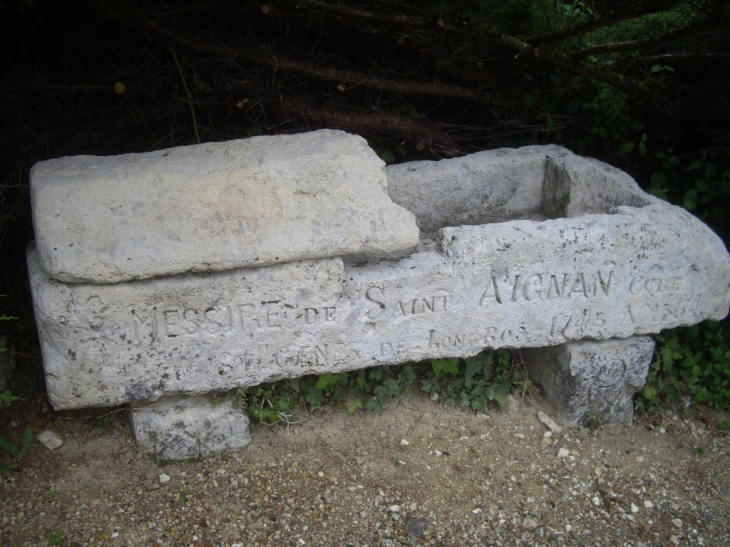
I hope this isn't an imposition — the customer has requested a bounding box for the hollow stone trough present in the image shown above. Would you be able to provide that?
[28,130,730,460]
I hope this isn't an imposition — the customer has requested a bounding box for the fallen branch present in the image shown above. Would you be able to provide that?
[298,0,663,107]
[169,46,201,144]
[132,20,491,105]
[280,95,461,154]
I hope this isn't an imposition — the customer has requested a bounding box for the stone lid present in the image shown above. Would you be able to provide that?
[30,130,419,283]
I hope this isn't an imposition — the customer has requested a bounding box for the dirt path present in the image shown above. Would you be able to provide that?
[2,392,729,547]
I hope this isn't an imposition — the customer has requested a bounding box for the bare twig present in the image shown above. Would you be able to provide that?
[280,95,462,153]
[135,20,492,105]
[298,0,663,106]
[169,46,201,144]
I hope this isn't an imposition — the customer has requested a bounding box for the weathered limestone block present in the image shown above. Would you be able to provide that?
[28,248,349,409]
[129,394,251,460]
[30,129,419,283]
[385,144,650,235]
[28,145,730,411]
[522,336,655,425]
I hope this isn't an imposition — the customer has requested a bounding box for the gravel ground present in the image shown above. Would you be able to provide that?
[2,392,730,547]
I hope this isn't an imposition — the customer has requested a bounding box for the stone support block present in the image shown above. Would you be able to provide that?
[523,336,655,425]
[30,129,418,283]
[129,394,251,461]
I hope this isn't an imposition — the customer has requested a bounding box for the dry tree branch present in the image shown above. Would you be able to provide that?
[297,0,663,107]
[132,19,491,105]
[169,45,201,144]
[451,123,571,142]
[279,95,461,154]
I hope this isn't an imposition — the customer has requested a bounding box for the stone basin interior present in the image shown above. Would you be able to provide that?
[384,145,654,243]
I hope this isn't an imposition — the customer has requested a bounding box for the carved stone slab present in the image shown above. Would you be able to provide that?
[30,129,419,283]
[28,145,730,410]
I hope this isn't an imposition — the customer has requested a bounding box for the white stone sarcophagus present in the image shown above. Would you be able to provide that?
[28,130,730,459]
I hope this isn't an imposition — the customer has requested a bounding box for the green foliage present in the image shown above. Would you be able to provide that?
[227,350,526,424]
[421,350,526,411]
[0,426,33,473]
[177,485,190,503]
[0,390,19,408]
[46,532,64,545]
[637,322,730,411]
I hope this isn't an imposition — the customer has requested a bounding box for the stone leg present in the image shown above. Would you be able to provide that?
[522,336,654,426]
[129,394,251,461]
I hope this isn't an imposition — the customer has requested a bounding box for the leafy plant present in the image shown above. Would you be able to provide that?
[421,350,526,411]
[0,390,19,409]
[46,532,64,545]
[177,485,190,503]
[637,322,730,411]
[0,426,32,473]
[228,350,527,424]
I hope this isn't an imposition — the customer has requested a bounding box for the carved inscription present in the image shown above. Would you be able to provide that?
[480,270,613,306]
[428,326,528,349]
[130,300,337,345]
[365,286,452,320]
[550,311,607,340]
[275,342,360,368]
[628,275,682,296]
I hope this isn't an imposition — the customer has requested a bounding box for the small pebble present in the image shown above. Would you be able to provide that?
[400,439,409,446]
[37,430,63,450]
[672,518,683,528]
[644,500,653,509]
[159,474,170,484]
[558,448,570,458]
[631,503,639,513]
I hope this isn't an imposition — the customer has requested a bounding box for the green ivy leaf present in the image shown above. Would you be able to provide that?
[523,94,537,108]
[431,358,460,377]
[347,399,362,414]
[619,141,635,154]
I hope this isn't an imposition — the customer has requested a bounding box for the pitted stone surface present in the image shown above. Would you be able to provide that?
[30,129,419,283]
[523,336,655,425]
[27,143,730,411]
[130,394,251,460]
[29,193,730,409]
[385,145,654,235]
[29,248,348,410]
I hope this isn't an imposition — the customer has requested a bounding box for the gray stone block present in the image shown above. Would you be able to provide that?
[30,129,418,283]
[129,394,251,461]
[523,336,655,425]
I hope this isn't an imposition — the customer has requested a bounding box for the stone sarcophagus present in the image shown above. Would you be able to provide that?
[28,130,730,459]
